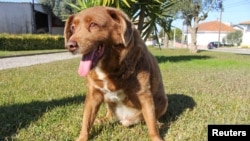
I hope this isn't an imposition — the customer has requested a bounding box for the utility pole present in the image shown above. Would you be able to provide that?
[173,28,176,48]
[218,0,223,47]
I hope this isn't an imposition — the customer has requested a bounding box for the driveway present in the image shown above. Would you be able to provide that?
[0,52,80,70]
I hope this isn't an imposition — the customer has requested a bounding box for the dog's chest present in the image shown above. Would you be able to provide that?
[94,67,141,125]
[94,67,126,102]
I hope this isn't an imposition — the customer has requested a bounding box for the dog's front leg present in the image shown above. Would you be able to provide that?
[138,93,163,141]
[77,90,103,141]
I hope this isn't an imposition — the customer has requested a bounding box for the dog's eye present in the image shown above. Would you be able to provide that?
[89,23,97,28]
[71,25,75,32]
[88,23,97,32]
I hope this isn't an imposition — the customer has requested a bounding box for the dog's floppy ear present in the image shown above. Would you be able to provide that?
[106,8,141,79]
[64,15,75,47]
[107,8,133,47]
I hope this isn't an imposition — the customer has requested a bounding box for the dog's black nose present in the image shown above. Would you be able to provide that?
[66,41,78,48]
[66,41,78,52]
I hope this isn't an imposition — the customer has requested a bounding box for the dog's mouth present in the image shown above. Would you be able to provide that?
[78,44,105,76]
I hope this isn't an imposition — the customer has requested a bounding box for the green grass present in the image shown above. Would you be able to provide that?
[0,49,66,57]
[0,48,249,141]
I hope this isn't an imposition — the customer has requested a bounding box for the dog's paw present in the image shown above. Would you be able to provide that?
[76,137,88,141]
[76,135,88,141]
[94,117,111,124]
[120,119,133,127]
[156,121,165,129]
[151,136,164,141]
[94,118,103,124]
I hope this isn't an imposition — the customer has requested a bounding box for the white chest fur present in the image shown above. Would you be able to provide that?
[94,67,126,102]
[94,67,142,126]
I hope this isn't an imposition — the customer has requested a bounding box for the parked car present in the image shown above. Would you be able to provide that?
[207,41,224,49]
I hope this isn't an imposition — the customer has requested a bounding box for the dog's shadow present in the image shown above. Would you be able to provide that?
[159,94,196,137]
[0,95,85,140]
[0,93,195,140]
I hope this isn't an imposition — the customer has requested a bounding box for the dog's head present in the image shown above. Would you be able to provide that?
[64,6,134,76]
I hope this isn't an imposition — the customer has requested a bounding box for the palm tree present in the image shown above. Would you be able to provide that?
[67,0,174,43]
[130,0,174,43]
[66,0,133,11]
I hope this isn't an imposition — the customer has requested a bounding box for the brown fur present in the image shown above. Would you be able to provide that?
[64,6,168,141]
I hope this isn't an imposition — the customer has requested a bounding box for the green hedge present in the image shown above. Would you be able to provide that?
[0,33,65,51]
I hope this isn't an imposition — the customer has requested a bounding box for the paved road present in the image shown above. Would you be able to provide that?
[208,47,250,55]
[0,47,249,71]
[0,52,80,70]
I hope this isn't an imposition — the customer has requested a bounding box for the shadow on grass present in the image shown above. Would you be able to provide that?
[155,55,211,63]
[0,95,85,140]
[159,94,196,137]
[0,94,195,140]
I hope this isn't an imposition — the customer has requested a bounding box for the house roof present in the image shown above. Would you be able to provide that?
[198,21,235,32]
[239,21,250,25]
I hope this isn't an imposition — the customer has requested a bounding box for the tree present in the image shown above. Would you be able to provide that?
[66,0,174,42]
[171,0,222,53]
[66,0,132,10]
[129,0,173,43]
[159,27,182,48]
[38,0,77,20]
[223,30,243,46]
[169,28,182,41]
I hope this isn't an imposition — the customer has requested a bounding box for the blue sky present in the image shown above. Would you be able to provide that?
[1,0,249,29]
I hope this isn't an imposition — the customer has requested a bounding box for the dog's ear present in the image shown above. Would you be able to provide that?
[64,15,75,47]
[107,8,133,47]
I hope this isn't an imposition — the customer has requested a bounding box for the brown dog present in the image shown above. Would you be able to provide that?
[64,6,168,141]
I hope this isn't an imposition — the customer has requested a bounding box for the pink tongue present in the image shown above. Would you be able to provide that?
[78,51,95,77]
[78,60,92,77]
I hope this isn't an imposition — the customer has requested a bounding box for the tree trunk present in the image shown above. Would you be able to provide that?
[163,34,169,48]
[188,26,198,53]
[181,21,185,48]
[185,4,207,53]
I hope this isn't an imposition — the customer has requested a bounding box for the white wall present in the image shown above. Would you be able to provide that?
[187,32,228,48]
[197,32,227,46]
[241,25,250,47]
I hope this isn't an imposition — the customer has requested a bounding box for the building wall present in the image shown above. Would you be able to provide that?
[197,32,227,45]
[51,27,64,35]
[241,25,250,47]
[0,2,33,34]
[187,32,229,49]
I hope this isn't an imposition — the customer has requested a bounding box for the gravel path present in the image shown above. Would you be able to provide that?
[0,52,80,70]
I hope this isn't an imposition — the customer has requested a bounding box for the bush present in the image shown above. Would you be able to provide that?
[223,30,243,46]
[0,33,64,51]
[241,45,249,48]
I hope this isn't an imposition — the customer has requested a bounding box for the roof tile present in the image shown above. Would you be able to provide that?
[198,21,235,32]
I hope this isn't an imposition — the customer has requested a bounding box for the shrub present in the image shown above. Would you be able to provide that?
[223,30,243,46]
[241,45,249,48]
[0,33,64,51]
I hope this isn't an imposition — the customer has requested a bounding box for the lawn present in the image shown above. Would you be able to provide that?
[0,48,249,141]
